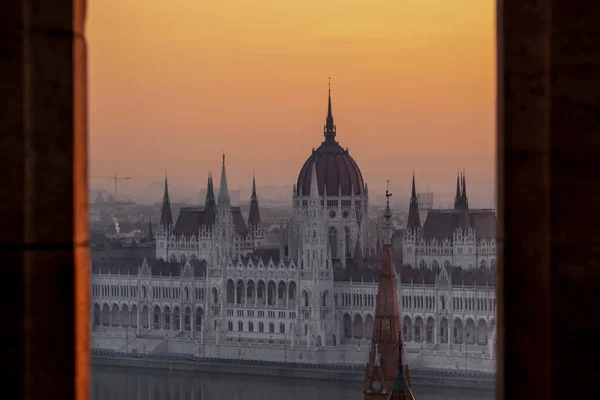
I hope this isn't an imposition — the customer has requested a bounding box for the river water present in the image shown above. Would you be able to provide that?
[92,366,494,400]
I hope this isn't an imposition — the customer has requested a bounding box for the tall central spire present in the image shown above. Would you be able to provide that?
[324,77,336,143]
[218,153,230,205]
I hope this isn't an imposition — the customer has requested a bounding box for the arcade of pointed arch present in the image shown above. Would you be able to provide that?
[405,234,497,270]
[91,246,495,352]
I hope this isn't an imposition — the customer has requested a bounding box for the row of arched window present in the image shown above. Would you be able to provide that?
[92,284,137,298]
[401,295,441,310]
[417,259,497,269]
[94,283,205,303]
[337,292,375,308]
[453,297,496,312]
[227,320,288,334]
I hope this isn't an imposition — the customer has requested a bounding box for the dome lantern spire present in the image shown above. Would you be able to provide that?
[324,77,336,143]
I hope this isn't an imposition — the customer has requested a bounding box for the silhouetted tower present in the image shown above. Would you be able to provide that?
[364,182,408,399]
[324,77,336,143]
[160,173,173,233]
[204,172,216,227]
[216,154,234,261]
[457,171,470,230]
[406,172,421,231]
[248,173,262,247]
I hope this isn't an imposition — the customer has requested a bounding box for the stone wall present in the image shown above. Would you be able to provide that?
[420,352,495,373]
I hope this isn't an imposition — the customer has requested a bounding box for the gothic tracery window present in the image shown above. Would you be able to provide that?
[328,227,337,258]
[344,226,351,257]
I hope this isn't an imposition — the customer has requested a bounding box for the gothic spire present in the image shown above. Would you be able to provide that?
[218,153,230,205]
[461,170,468,204]
[454,171,461,209]
[454,171,463,210]
[251,172,257,199]
[248,173,261,227]
[163,172,170,203]
[205,172,216,205]
[324,77,336,143]
[203,172,217,226]
[363,193,402,398]
[160,172,173,230]
[407,172,421,230]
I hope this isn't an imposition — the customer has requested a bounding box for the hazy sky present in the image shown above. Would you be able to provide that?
[87,1,496,206]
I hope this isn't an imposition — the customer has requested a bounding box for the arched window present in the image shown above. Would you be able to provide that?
[184,287,189,300]
[490,259,496,269]
[419,259,427,269]
[441,295,446,310]
[302,290,309,307]
[480,259,487,269]
[328,227,338,258]
[344,226,351,257]
[248,321,254,332]
[269,322,274,333]
[238,321,243,332]
[444,260,451,268]
[212,288,218,304]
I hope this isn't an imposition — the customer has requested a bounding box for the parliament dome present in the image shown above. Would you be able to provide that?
[296,88,365,197]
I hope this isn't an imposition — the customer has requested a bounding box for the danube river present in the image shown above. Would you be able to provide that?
[92,366,494,400]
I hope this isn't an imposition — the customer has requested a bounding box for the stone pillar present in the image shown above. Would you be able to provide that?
[500,1,600,398]
[137,306,141,335]
[2,1,89,397]
[449,318,453,352]
[191,309,195,337]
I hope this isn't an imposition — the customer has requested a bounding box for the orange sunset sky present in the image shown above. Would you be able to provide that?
[87,0,496,206]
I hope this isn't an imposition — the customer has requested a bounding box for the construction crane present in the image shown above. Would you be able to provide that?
[92,172,131,200]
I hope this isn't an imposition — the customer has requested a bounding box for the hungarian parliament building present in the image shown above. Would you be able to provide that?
[91,90,497,372]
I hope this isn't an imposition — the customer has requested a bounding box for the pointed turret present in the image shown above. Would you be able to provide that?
[461,170,468,206]
[385,332,416,400]
[457,171,470,230]
[204,172,216,226]
[363,182,403,399]
[406,172,421,230]
[205,172,216,206]
[218,154,230,205]
[248,173,261,227]
[324,77,336,143]
[160,173,173,231]
[454,171,462,209]
[147,220,154,240]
